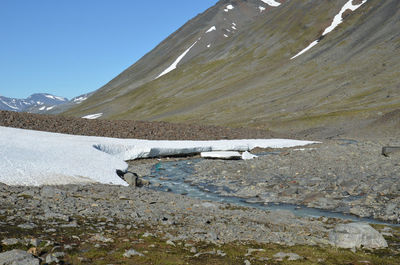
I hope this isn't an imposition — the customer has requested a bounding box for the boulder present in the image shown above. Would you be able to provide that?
[0,249,39,265]
[116,170,139,186]
[329,222,388,249]
[124,172,138,186]
[382,146,400,157]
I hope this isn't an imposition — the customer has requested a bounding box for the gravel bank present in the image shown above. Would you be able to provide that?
[0,183,331,246]
[0,111,278,140]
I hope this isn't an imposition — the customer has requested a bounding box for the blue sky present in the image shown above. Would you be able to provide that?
[0,0,218,99]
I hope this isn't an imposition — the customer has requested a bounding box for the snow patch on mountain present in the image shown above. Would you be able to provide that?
[260,0,281,7]
[45,94,67,101]
[73,96,88,103]
[82,113,103,119]
[0,126,318,186]
[206,26,216,33]
[322,0,368,35]
[259,6,266,12]
[291,40,319,60]
[291,0,368,59]
[224,4,234,12]
[157,41,198,78]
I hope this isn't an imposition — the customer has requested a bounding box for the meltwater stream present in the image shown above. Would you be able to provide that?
[143,158,398,226]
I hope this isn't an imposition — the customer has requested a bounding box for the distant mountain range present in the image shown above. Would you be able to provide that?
[61,0,399,137]
[0,93,91,114]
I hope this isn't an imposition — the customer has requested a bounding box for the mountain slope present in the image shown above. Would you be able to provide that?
[64,0,400,137]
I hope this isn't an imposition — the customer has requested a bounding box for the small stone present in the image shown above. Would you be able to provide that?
[123,249,144,258]
[244,260,251,265]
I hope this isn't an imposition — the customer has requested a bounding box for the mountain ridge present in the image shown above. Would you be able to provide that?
[0,93,91,114]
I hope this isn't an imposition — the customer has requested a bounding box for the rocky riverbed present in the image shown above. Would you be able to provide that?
[1,183,399,264]
[128,139,400,224]
[188,139,400,224]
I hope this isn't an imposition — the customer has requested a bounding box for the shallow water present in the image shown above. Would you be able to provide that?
[143,158,399,226]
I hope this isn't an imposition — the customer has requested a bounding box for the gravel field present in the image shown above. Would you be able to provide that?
[1,110,400,264]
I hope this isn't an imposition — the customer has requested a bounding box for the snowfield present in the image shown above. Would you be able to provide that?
[0,126,318,186]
